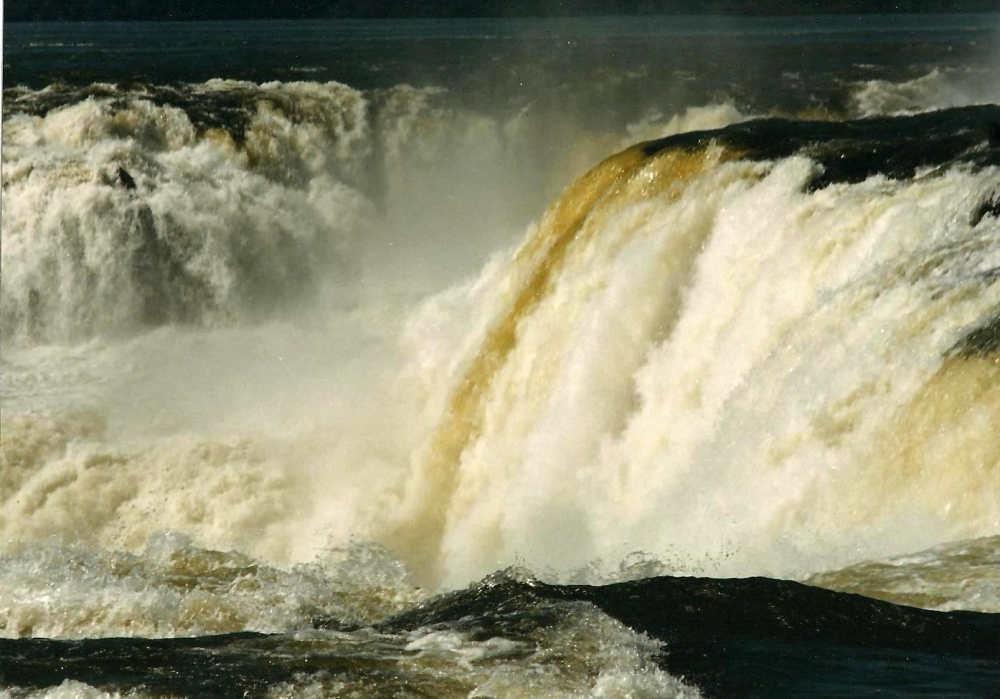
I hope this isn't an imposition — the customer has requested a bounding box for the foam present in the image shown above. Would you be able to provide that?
[0,536,421,639]
[0,87,375,343]
[807,535,1000,613]
[382,142,1000,587]
[4,85,999,609]
[850,68,1000,117]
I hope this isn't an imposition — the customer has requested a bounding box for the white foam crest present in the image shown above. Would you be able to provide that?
[462,604,700,699]
[807,534,1000,613]
[850,68,1000,117]
[611,160,1000,577]
[641,166,1000,577]
[624,102,753,144]
[388,154,1000,586]
[0,536,423,639]
[237,80,373,185]
[263,601,700,699]
[0,681,145,699]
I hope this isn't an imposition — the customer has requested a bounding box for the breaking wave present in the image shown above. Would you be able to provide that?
[850,67,1000,117]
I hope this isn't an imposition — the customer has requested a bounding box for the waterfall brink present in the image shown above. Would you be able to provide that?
[384,108,1000,587]
[388,144,745,581]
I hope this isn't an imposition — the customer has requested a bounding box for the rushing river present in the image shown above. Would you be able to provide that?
[3,14,1000,698]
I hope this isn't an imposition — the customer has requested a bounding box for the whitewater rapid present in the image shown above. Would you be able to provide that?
[385,125,1000,586]
[3,74,999,620]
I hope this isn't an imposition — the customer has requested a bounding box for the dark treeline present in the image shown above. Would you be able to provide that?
[5,0,998,22]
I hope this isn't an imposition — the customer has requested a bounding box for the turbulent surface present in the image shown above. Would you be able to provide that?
[5,103,999,699]
[3,15,1000,699]
[0,80,569,343]
[3,571,998,699]
[386,106,1000,587]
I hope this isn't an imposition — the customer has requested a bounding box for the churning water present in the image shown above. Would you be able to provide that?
[3,15,1000,698]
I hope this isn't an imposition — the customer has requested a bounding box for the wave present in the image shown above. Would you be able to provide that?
[0,535,420,639]
[806,534,1000,613]
[850,67,1000,117]
[1,567,698,698]
[4,568,998,698]
[380,572,1000,696]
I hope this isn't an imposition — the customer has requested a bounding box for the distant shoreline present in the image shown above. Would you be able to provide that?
[6,0,1000,24]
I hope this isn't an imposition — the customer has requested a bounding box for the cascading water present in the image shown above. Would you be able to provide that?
[383,112,1000,586]
[3,16,1000,695]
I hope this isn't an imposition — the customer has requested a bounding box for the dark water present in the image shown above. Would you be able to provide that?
[386,575,1000,698]
[4,574,1000,698]
[5,15,1000,117]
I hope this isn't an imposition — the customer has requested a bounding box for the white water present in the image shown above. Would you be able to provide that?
[3,73,999,636]
[1,82,368,341]
[385,147,1000,587]
[0,80,583,344]
[850,67,1000,117]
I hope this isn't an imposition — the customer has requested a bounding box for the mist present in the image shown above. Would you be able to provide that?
[3,12,997,584]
